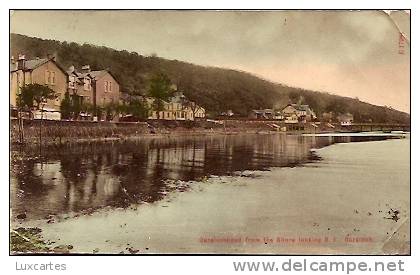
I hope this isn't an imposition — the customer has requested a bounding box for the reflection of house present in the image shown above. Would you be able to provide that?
[68,65,120,109]
[147,92,205,121]
[249,109,283,120]
[281,103,317,123]
[10,54,68,112]
[337,113,354,126]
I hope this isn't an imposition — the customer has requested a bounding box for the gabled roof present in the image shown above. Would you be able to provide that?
[67,70,84,84]
[10,57,68,76]
[284,103,315,113]
[22,58,49,70]
[289,103,310,111]
[74,69,120,85]
[74,71,93,79]
[169,93,187,104]
[89,70,107,79]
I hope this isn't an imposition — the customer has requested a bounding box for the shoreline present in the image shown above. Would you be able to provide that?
[11,129,409,148]
[10,118,410,146]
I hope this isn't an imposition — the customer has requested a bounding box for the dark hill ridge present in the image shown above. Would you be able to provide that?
[10,33,409,123]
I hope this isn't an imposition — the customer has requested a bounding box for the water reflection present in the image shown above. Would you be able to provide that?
[10,134,396,220]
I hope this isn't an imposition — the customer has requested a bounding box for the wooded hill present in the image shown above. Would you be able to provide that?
[10,33,409,123]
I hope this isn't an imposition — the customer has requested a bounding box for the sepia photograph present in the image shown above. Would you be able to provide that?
[9,10,410,256]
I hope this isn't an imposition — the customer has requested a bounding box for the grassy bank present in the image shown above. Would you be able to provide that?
[10,227,74,254]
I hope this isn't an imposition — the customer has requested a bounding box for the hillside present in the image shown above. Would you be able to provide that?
[10,33,409,123]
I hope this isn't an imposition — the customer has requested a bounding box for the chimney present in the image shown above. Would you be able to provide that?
[68,65,75,73]
[17,54,26,70]
[47,53,56,61]
[82,65,91,73]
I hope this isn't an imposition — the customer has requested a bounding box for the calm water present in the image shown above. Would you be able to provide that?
[10,133,403,221]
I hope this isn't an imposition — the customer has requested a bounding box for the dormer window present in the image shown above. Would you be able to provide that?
[69,76,75,88]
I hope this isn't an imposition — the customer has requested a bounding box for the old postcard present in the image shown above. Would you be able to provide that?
[9,10,410,256]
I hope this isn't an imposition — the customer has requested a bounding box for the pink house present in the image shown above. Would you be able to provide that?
[69,65,120,120]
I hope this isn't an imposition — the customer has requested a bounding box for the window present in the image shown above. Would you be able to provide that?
[44,71,56,85]
[54,93,61,106]
[104,81,108,92]
[109,82,112,92]
[84,78,90,91]
[69,76,75,88]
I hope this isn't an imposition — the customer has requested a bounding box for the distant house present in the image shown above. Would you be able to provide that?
[281,103,317,123]
[147,92,205,121]
[249,109,283,120]
[249,109,274,119]
[10,54,68,115]
[337,113,354,126]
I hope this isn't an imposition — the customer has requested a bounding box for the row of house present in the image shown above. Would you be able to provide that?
[10,54,206,121]
[249,103,317,123]
[145,91,205,121]
[10,55,120,120]
[249,104,354,125]
[11,54,354,125]
[120,90,206,122]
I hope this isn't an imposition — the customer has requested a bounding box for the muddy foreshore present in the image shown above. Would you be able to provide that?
[10,134,410,255]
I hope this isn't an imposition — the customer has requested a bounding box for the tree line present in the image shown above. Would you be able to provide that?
[11,33,410,124]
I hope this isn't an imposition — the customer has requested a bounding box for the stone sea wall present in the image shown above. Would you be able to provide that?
[11,119,150,145]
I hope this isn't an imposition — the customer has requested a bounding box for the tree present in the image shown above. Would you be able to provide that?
[179,93,200,120]
[104,101,120,121]
[17,84,57,146]
[61,93,86,120]
[72,96,82,118]
[147,72,173,119]
[80,102,96,120]
[128,99,149,120]
[60,93,72,119]
[17,83,57,110]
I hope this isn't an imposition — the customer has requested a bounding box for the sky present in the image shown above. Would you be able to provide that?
[10,10,410,112]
